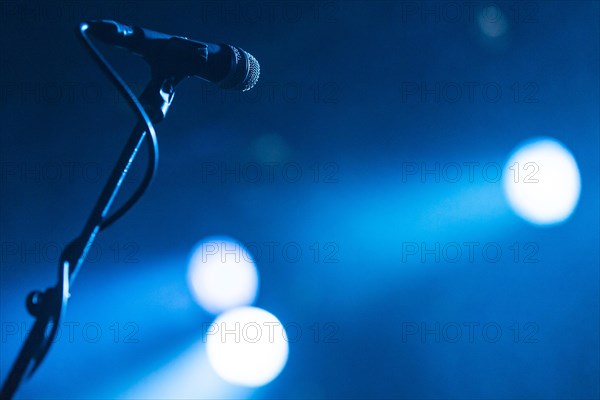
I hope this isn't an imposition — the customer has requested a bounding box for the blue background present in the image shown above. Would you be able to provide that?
[1,1,599,398]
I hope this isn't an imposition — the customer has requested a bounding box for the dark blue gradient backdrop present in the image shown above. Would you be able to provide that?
[1,1,599,399]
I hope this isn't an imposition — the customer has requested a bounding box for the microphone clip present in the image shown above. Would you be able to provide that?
[139,74,181,123]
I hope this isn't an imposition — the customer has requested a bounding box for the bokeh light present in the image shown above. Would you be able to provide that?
[187,237,259,314]
[477,4,508,38]
[252,132,291,163]
[205,306,289,387]
[503,137,581,225]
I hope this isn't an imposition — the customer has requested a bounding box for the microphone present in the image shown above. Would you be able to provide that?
[84,20,260,92]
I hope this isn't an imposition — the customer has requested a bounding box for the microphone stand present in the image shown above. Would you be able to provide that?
[0,40,181,398]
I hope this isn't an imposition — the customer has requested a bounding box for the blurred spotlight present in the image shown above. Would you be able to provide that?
[188,237,259,314]
[477,4,508,38]
[205,306,289,387]
[119,340,250,399]
[252,133,291,163]
[503,137,581,225]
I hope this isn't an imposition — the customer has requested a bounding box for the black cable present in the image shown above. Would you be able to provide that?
[1,25,164,399]
[78,23,159,231]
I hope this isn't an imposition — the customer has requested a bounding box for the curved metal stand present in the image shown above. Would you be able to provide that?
[1,23,182,400]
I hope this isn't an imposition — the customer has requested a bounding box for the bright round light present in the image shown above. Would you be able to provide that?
[205,306,289,387]
[187,237,259,314]
[503,137,581,225]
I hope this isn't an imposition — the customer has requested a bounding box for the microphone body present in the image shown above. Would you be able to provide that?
[85,20,259,91]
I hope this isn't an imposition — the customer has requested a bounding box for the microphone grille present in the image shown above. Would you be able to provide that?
[219,45,260,92]
[243,50,260,92]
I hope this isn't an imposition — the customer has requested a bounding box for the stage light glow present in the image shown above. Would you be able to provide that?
[119,340,250,399]
[252,132,290,163]
[187,237,259,314]
[205,306,288,387]
[503,138,581,225]
[477,4,508,38]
